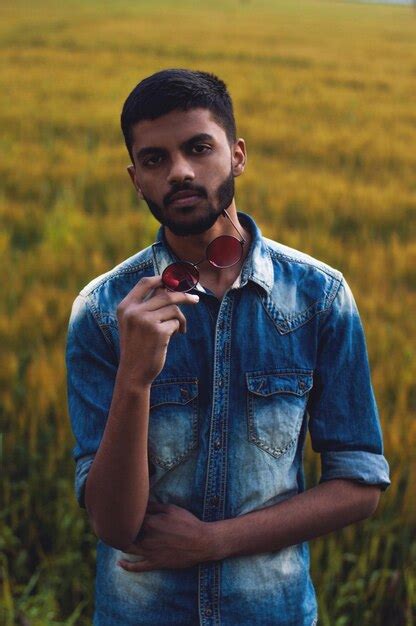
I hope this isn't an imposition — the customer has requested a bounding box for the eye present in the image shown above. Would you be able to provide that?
[191,144,211,154]
[143,155,163,167]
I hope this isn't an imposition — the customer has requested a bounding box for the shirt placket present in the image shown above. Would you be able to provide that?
[198,291,235,626]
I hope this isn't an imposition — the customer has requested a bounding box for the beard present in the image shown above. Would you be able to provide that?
[141,168,235,236]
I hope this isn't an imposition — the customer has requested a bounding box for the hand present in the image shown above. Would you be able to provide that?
[116,276,200,386]
[117,502,215,572]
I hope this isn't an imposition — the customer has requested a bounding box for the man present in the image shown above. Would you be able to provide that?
[66,69,391,626]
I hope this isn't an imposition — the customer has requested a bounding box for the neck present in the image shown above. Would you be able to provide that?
[163,203,251,271]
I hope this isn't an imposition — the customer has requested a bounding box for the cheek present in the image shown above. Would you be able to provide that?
[139,177,166,201]
[200,165,229,190]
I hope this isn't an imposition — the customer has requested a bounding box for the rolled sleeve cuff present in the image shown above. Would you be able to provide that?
[319,450,391,491]
[74,454,95,508]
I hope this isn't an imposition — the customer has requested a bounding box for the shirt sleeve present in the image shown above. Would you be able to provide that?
[307,276,391,491]
[65,294,119,508]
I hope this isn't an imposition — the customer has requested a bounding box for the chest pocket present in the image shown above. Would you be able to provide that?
[148,378,199,470]
[246,370,313,459]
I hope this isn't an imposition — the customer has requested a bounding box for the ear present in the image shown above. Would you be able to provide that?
[127,165,144,199]
[231,138,247,178]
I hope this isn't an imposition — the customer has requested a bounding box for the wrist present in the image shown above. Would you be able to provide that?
[203,521,228,562]
[117,360,154,393]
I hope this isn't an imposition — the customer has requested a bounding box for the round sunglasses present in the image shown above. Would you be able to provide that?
[161,209,247,292]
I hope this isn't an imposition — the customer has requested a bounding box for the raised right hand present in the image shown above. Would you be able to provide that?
[116,275,200,387]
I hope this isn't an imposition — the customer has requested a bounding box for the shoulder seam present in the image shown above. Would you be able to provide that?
[266,245,342,281]
[77,293,116,354]
[80,258,154,298]
[325,274,344,311]
[320,276,345,324]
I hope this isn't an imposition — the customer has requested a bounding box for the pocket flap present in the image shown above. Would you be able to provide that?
[150,379,198,408]
[246,371,313,397]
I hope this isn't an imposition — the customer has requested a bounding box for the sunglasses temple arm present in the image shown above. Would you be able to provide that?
[222,208,246,243]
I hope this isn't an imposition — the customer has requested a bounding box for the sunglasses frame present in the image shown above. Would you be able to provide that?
[161,208,247,292]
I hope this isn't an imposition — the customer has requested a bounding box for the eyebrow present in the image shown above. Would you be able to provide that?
[135,133,215,161]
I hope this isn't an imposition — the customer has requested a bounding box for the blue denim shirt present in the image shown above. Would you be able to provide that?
[66,211,390,626]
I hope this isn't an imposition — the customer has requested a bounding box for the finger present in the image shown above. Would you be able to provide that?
[159,318,181,337]
[117,559,155,573]
[144,289,199,312]
[128,276,165,303]
[146,502,171,513]
[156,305,187,334]
[123,542,145,555]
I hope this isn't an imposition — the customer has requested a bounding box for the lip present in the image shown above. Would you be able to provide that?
[169,192,203,207]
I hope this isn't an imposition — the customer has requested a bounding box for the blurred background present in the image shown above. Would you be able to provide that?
[1,0,415,624]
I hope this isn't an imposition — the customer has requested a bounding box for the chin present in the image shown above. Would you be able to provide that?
[165,206,221,236]
[167,223,210,237]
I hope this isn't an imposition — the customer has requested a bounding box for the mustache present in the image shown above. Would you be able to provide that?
[164,184,207,206]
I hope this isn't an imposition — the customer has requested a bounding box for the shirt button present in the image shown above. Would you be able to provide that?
[204,607,213,617]
[218,378,223,387]
[214,438,221,450]
[210,495,220,507]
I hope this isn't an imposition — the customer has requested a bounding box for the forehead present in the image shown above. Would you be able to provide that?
[130,108,228,150]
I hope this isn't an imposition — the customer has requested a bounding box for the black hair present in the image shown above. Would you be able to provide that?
[120,68,237,163]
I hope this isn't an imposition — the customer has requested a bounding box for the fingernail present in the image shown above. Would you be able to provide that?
[190,295,199,301]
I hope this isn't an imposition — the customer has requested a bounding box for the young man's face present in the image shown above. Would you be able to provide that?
[128,108,246,236]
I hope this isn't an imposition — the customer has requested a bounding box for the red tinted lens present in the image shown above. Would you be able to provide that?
[162,262,199,292]
[206,235,243,268]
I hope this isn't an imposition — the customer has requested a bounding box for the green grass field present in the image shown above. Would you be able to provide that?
[1,0,415,624]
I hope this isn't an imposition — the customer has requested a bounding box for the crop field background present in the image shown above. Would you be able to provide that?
[1,0,415,624]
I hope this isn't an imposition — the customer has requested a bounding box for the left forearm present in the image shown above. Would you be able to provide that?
[208,479,381,561]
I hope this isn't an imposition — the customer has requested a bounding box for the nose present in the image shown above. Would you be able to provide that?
[166,153,195,186]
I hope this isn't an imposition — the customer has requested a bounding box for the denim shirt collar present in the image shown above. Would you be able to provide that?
[151,211,274,295]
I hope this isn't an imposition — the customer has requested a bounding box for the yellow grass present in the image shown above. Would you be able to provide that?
[1,0,415,623]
